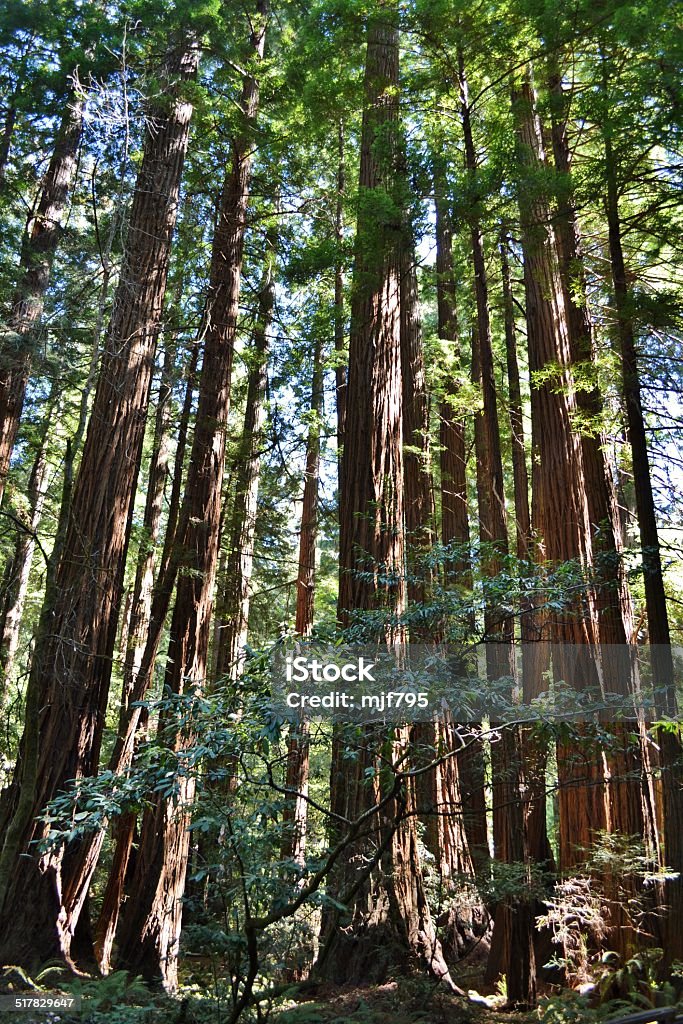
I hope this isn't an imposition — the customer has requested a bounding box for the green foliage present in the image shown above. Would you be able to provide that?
[0,0,681,1016]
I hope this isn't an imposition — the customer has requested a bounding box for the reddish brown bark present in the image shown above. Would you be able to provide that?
[0,41,199,969]
[0,93,83,503]
[460,52,535,1006]
[91,350,197,974]
[94,811,138,974]
[116,9,267,989]
[55,335,197,963]
[336,20,404,624]
[548,76,651,952]
[434,189,488,876]
[600,66,683,960]
[320,7,455,990]
[500,234,554,864]
[512,72,608,882]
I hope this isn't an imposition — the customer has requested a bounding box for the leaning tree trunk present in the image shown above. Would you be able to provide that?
[116,8,268,990]
[0,39,199,969]
[92,344,197,975]
[0,91,84,504]
[56,328,195,963]
[318,6,456,991]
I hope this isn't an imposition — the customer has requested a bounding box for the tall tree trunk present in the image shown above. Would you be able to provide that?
[0,91,84,503]
[319,7,455,990]
[334,120,347,463]
[459,52,535,1006]
[500,233,552,852]
[500,233,559,980]
[435,186,470,575]
[512,70,608,881]
[549,72,650,952]
[499,238,530,564]
[214,246,274,685]
[281,332,324,866]
[409,178,485,961]
[0,39,199,969]
[0,100,17,185]
[294,334,323,637]
[434,187,488,880]
[92,344,197,975]
[400,244,437,856]
[116,9,267,989]
[600,58,683,961]
[401,249,434,573]
[0,38,40,187]
[56,330,192,960]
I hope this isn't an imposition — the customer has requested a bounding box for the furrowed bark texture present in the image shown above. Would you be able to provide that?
[460,53,535,1006]
[0,41,199,968]
[512,71,607,875]
[402,204,483,955]
[91,346,197,975]
[600,58,683,960]
[432,185,488,940]
[116,8,267,989]
[321,8,456,991]
[57,334,193,962]
[549,74,649,952]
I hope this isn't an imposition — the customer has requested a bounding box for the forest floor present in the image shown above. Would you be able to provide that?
[272,978,524,1024]
[0,968,537,1024]
[0,958,540,1024]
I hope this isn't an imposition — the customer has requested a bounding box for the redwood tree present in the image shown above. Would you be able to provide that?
[511,70,607,878]
[318,4,455,989]
[0,37,200,968]
[116,5,268,988]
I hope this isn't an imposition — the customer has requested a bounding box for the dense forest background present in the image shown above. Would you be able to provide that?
[0,0,682,1020]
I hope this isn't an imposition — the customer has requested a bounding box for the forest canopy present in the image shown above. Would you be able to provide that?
[0,0,682,1021]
